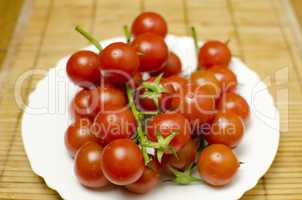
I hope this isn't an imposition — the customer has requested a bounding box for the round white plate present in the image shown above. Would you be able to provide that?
[21,35,280,200]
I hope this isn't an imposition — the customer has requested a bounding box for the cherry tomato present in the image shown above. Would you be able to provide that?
[218,92,250,120]
[199,41,231,68]
[65,118,99,157]
[197,144,239,186]
[66,50,101,88]
[147,113,191,152]
[101,139,144,185]
[171,84,216,124]
[97,85,127,113]
[125,158,160,194]
[136,76,175,112]
[70,88,100,120]
[131,12,168,38]
[162,75,188,92]
[93,109,136,145]
[74,142,108,188]
[205,112,244,148]
[132,32,168,72]
[209,66,237,92]
[153,52,182,77]
[162,139,197,175]
[190,70,221,99]
[99,42,139,84]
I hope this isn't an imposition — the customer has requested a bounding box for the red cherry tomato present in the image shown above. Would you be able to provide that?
[136,77,175,112]
[162,139,197,175]
[66,50,101,88]
[131,12,168,38]
[74,142,108,188]
[93,109,136,145]
[199,41,231,68]
[190,70,221,99]
[205,112,244,148]
[218,92,250,120]
[132,32,168,72]
[101,139,144,185]
[125,159,160,194]
[147,113,191,152]
[171,84,216,124]
[97,85,127,113]
[209,66,237,92]
[153,52,182,77]
[70,88,100,120]
[99,42,139,84]
[162,75,188,92]
[65,118,100,157]
[197,144,239,186]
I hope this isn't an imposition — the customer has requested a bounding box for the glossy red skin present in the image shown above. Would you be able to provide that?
[132,32,168,72]
[101,139,144,185]
[99,42,139,84]
[171,84,216,124]
[131,12,168,38]
[218,92,250,120]
[197,144,239,186]
[93,109,136,145]
[125,159,160,194]
[65,118,100,157]
[153,52,182,77]
[70,88,100,120]
[136,77,175,112]
[147,113,191,152]
[162,139,197,175]
[190,70,221,99]
[67,50,101,88]
[199,41,231,69]
[74,142,108,188]
[162,75,188,92]
[209,66,237,92]
[97,85,127,113]
[205,112,244,148]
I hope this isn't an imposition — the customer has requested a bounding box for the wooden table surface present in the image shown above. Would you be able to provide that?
[0,0,301,199]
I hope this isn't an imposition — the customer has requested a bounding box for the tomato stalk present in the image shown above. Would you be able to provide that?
[191,27,199,52]
[141,73,166,110]
[123,25,131,43]
[126,85,151,165]
[75,25,103,51]
[169,164,202,185]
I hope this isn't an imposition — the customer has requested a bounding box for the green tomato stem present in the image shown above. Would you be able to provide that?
[191,27,199,52]
[75,25,103,51]
[126,85,151,164]
[123,25,131,43]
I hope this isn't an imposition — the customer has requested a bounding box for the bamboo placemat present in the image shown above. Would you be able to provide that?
[0,0,301,199]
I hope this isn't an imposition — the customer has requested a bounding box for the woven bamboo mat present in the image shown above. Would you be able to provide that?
[0,0,301,199]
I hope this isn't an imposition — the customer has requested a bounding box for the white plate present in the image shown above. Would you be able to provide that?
[21,35,280,200]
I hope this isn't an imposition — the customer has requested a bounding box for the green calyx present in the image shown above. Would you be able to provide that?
[141,73,166,109]
[169,164,202,185]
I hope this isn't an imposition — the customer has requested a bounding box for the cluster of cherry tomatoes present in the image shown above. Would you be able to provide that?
[64,11,250,194]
